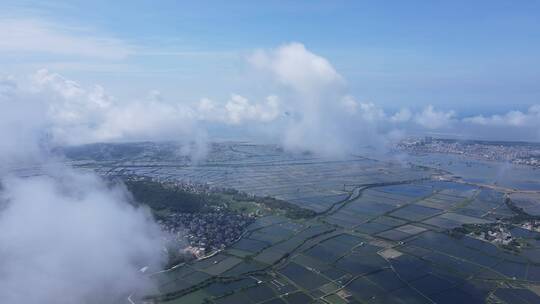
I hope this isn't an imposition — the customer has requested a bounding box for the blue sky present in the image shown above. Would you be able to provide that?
[1,1,540,115]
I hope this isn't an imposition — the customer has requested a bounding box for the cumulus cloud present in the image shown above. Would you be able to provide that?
[454,105,540,141]
[15,46,528,159]
[26,69,200,146]
[248,43,409,155]
[390,108,412,123]
[198,94,280,125]
[225,94,280,124]
[249,42,344,95]
[0,168,165,304]
[414,105,455,129]
[248,43,351,155]
[0,80,169,303]
[356,101,387,122]
[6,43,540,159]
[10,69,286,150]
[248,43,464,155]
[463,105,540,127]
[247,43,540,151]
[340,95,359,114]
[247,43,540,146]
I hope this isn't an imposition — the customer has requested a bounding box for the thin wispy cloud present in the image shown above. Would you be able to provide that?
[0,19,133,59]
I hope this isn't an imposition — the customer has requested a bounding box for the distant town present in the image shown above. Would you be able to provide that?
[397,136,540,167]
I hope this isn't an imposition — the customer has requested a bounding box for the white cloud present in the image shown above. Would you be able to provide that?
[6,45,540,159]
[0,19,132,59]
[357,101,387,122]
[224,94,280,124]
[249,42,343,94]
[197,94,280,125]
[248,43,399,156]
[0,73,169,303]
[5,70,281,152]
[246,44,540,146]
[414,105,455,129]
[197,97,217,116]
[32,68,86,99]
[340,95,358,113]
[26,69,198,145]
[390,108,412,123]
[246,44,540,144]
[0,168,166,304]
[463,105,540,127]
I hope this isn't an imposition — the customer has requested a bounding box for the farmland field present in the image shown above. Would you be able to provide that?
[64,142,540,304]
